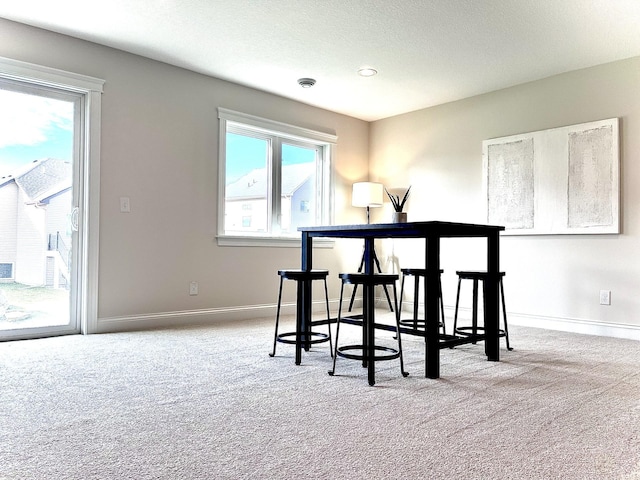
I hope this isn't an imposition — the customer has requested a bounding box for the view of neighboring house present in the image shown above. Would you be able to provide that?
[224,162,316,235]
[0,158,72,288]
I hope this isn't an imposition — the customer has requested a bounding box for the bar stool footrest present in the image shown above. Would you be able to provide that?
[276,331,330,345]
[399,319,445,329]
[454,326,507,337]
[336,344,400,362]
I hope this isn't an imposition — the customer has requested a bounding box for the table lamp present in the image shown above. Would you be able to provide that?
[352,182,384,224]
[349,181,394,311]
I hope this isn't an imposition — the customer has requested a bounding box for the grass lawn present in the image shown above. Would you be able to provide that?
[0,282,69,329]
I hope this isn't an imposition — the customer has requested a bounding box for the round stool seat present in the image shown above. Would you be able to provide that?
[456,271,506,281]
[278,269,329,280]
[400,268,444,276]
[338,273,399,285]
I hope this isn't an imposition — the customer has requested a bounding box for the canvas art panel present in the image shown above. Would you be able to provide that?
[482,118,619,235]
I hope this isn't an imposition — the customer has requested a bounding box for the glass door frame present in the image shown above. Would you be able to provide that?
[0,56,104,340]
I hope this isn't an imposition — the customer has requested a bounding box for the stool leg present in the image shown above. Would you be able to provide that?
[471,279,479,344]
[348,251,365,312]
[413,275,420,329]
[323,278,334,358]
[295,279,305,363]
[269,276,285,357]
[396,275,406,322]
[392,283,409,378]
[396,274,406,340]
[453,277,462,335]
[399,273,406,308]
[439,277,446,335]
[361,282,369,369]
[328,281,345,376]
[500,278,513,351]
[348,283,358,312]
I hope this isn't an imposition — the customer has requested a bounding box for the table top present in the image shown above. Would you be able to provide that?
[299,221,504,239]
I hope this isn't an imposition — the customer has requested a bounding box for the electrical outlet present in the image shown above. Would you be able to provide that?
[599,290,611,305]
[189,281,199,296]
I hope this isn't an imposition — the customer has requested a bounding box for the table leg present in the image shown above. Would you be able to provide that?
[484,232,500,362]
[297,233,313,365]
[425,236,440,379]
[364,238,376,386]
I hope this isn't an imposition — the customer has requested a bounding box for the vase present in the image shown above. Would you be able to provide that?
[392,211,407,223]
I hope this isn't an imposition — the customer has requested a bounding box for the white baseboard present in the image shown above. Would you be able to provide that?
[97,300,640,343]
[505,312,640,341]
[445,306,640,342]
[96,300,342,334]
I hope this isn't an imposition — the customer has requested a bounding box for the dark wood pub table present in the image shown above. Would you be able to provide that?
[298,221,505,382]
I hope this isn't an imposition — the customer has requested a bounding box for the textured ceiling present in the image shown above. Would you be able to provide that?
[2,0,640,121]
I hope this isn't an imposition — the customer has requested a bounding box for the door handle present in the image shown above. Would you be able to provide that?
[71,206,79,232]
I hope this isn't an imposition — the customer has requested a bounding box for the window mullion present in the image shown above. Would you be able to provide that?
[271,137,282,235]
[314,146,323,225]
[321,144,333,225]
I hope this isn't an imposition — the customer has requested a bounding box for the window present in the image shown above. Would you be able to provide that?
[0,263,14,279]
[218,108,336,246]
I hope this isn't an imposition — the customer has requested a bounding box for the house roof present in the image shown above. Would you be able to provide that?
[0,158,71,204]
[226,163,314,199]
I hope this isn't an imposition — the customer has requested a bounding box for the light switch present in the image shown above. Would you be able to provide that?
[120,197,131,213]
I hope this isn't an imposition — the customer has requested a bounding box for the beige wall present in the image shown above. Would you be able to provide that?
[2,17,639,338]
[0,18,369,328]
[370,56,640,335]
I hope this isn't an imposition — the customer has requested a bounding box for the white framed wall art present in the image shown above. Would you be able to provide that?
[482,118,620,235]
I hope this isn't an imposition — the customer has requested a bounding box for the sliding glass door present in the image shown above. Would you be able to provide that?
[0,79,83,340]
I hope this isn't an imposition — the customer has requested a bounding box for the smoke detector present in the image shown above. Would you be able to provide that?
[297,78,316,88]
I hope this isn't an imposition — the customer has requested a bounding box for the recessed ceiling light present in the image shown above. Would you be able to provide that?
[358,67,378,77]
[298,78,316,88]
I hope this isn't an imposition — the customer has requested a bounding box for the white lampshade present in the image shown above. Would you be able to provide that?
[352,182,384,208]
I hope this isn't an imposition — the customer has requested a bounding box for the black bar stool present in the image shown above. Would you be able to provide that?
[399,268,446,335]
[328,273,408,385]
[269,269,333,359]
[452,271,512,350]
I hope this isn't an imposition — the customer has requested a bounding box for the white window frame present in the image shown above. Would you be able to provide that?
[217,108,336,247]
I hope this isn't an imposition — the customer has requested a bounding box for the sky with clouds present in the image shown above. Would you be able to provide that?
[0,88,73,178]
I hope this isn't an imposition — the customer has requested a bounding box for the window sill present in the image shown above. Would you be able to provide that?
[216,235,335,248]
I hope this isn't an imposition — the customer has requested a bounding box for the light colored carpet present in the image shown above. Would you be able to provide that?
[1,313,640,479]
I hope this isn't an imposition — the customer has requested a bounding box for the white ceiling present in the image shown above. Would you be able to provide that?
[2,0,640,121]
